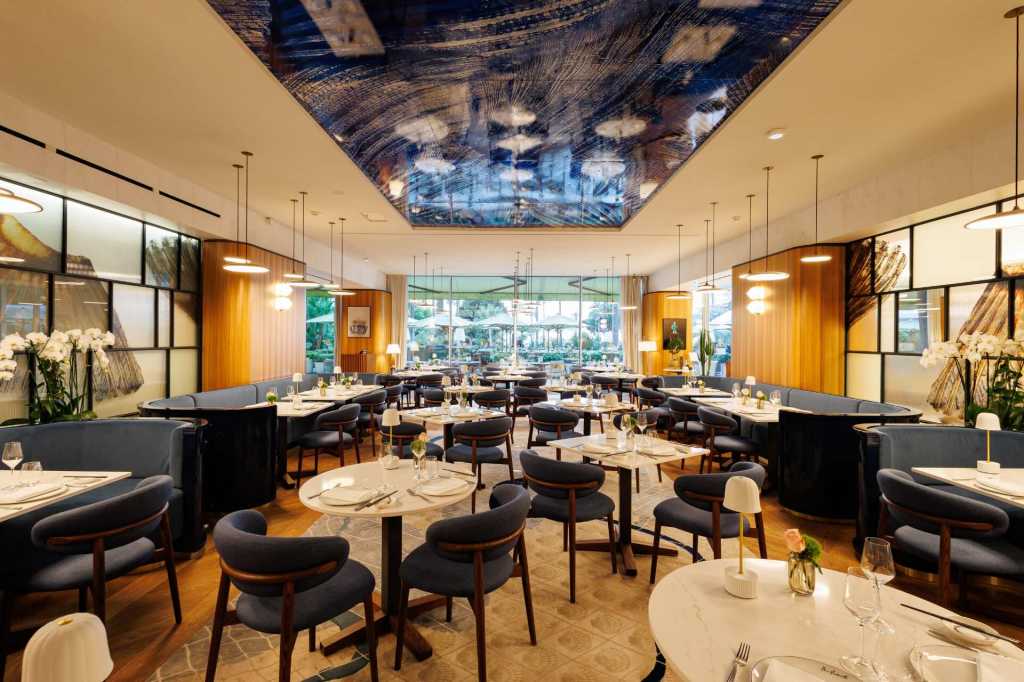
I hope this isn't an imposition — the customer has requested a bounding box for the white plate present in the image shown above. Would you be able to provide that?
[638,445,678,457]
[419,478,469,496]
[749,656,852,681]
[909,645,976,682]
[0,483,68,505]
[975,478,1024,497]
[320,486,373,506]
[940,616,1000,648]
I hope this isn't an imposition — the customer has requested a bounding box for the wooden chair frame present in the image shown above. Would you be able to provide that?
[510,394,545,441]
[296,415,360,488]
[206,557,378,682]
[394,523,534,682]
[451,428,513,513]
[526,417,579,460]
[698,420,757,474]
[356,397,387,457]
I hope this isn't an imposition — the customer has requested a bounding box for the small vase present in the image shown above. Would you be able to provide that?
[319,385,327,397]
[787,555,816,595]
[756,398,764,409]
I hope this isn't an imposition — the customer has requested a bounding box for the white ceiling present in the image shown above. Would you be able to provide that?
[0,0,1017,276]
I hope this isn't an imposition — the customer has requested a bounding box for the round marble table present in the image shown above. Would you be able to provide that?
[648,559,975,681]
[300,460,476,661]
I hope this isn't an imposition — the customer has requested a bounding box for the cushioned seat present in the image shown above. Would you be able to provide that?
[713,434,758,454]
[894,526,1024,575]
[530,490,614,523]
[299,430,354,449]
[150,395,196,409]
[534,429,582,444]
[672,421,705,436]
[653,498,741,538]
[236,559,376,632]
[399,544,514,598]
[445,443,505,464]
[515,405,533,415]
[24,538,156,592]
[788,389,860,413]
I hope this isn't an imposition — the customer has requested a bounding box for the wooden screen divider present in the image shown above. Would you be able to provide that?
[641,291,694,376]
[335,290,394,375]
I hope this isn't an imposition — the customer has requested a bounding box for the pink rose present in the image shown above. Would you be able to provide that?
[783,529,806,554]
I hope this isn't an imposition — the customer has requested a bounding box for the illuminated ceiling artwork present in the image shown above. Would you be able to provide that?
[209,0,840,227]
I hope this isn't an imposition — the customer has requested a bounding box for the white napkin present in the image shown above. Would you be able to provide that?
[581,442,614,454]
[0,483,62,504]
[979,652,1024,681]
[762,659,824,682]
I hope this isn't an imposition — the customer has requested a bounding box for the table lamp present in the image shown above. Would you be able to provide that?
[976,412,1001,475]
[386,343,401,370]
[22,613,113,682]
[381,408,400,456]
[723,476,761,599]
[744,375,756,389]
[292,372,302,395]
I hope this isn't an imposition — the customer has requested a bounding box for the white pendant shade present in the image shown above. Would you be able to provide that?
[800,254,832,263]
[0,188,43,214]
[223,263,270,273]
[22,613,113,682]
[222,255,250,264]
[745,271,789,282]
[965,206,1024,230]
[283,271,304,279]
[289,280,321,288]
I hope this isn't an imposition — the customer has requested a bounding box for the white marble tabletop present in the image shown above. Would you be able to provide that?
[401,406,506,426]
[442,384,491,394]
[912,467,1024,509]
[394,368,448,377]
[592,371,645,380]
[299,460,475,518]
[545,398,636,415]
[297,384,380,401]
[648,558,1004,682]
[692,397,805,423]
[660,386,732,398]
[543,383,589,393]
[249,400,334,418]
[0,470,131,523]
[485,374,531,382]
[548,434,706,471]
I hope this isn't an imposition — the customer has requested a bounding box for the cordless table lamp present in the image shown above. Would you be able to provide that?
[976,412,1002,475]
[723,476,761,599]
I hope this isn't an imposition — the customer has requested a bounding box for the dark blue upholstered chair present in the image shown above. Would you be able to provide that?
[640,376,664,390]
[383,383,403,410]
[207,510,377,682]
[522,371,547,380]
[650,462,767,583]
[472,389,510,413]
[354,389,387,457]
[394,486,533,682]
[420,387,446,408]
[0,475,180,676]
[517,377,547,389]
[512,386,548,439]
[446,417,513,512]
[297,403,361,484]
[591,375,620,398]
[526,405,583,459]
[519,450,616,602]
[697,406,758,473]
[415,374,444,407]
[384,421,444,460]
[667,397,704,446]
[877,468,1024,606]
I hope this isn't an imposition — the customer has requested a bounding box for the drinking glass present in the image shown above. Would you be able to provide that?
[411,441,427,480]
[636,412,649,436]
[355,376,363,386]
[425,456,439,480]
[861,536,896,632]
[21,461,42,482]
[841,567,882,680]
[2,442,23,479]
[770,390,782,406]
[585,384,594,403]
[732,382,741,398]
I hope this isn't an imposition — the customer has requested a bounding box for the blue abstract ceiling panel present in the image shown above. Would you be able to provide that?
[208,0,840,227]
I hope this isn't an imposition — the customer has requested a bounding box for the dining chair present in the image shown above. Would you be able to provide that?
[207,510,378,682]
[472,388,510,414]
[697,406,757,473]
[591,375,620,399]
[877,469,1024,607]
[667,397,704,446]
[640,376,664,390]
[0,476,181,676]
[420,387,446,408]
[519,450,617,603]
[296,403,361,478]
[414,374,444,407]
[526,405,582,460]
[354,389,387,458]
[522,371,547,379]
[517,377,547,389]
[384,421,444,459]
[649,462,767,583]
[512,386,548,439]
[445,417,514,512]
[394,485,534,682]
[635,387,672,435]
[383,383,403,411]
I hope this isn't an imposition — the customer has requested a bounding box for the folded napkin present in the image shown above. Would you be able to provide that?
[976,478,1024,497]
[581,442,614,454]
[762,659,825,682]
[638,444,678,457]
[0,482,62,504]
[979,652,1024,682]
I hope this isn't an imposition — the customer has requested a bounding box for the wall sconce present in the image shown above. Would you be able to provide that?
[746,285,766,315]
[272,296,293,311]
[273,283,293,297]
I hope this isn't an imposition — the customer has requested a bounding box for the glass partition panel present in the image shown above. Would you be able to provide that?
[0,354,29,423]
[94,349,166,417]
[180,236,200,292]
[0,180,62,271]
[846,353,881,401]
[0,269,47,337]
[157,289,171,347]
[875,228,910,292]
[306,290,335,373]
[884,354,946,420]
[880,293,895,353]
[170,348,198,396]
[144,224,179,288]
[913,206,996,287]
[54,276,108,332]
[112,284,155,348]
[897,289,944,353]
[172,292,198,347]
[949,281,1007,341]
[66,201,142,283]
[847,296,877,352]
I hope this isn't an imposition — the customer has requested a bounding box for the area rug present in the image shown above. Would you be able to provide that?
[148,444,745,682]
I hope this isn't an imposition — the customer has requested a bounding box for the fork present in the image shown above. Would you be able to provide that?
[407,486,431,502]
[725,642,750,682]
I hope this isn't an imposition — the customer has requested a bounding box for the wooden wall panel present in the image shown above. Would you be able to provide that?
[336,290,393,374]
[641,291,693,376]
[202,241,305,390]
[731,245,845,394]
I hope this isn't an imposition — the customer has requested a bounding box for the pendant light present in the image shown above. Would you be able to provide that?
[801,154,832,263]
[738,194,755,279]
[0,187,42,214]
[620,253,637,310]
[747,166,789,281]
[223,163,248,265]
[421,252,435,309]
[289,191,320,287]
[666,224,691,300]
[321,221,339,291]
[696,203,725,293]
[283,198,304,279]
[224,151,269,274]
[331,217,355,296]
[966,7,1024,230]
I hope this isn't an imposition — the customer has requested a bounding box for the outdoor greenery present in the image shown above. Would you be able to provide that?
[305,292,335,368]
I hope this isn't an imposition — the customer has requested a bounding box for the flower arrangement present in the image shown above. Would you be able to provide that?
[755,390,766,409]
[342,374,353,388]
[0,329,114,423]
[265,390,278,404]
[317,377,327,396]
[696,379,705,393]
[740,387,750,404]
[784,528,823,595]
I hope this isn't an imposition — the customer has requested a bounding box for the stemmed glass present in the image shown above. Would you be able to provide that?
[841,567,882,680]
[732,382,741,399]
[636,412,649,449]
[769,390,782,406]
[3,442,23,480]
[861,537,896,637]
[410,439,427,480]
[585,384,594,404]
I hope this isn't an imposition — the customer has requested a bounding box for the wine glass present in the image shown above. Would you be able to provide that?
[732,382,741,399]
[411,440,427,480]
[861,536,896,633]
[770,390,782,406]
[636,412,650,450]
[841,567,882,680]
[21,461,42,482]
[3,442,23,479]
[585,384,594,403]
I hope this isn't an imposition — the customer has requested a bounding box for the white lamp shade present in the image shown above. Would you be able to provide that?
[292,373,303,383]
[333,366,342,374]
[23,613,113,682]
[381,408,401,428]
[723,476,761,514]
[409,341,420,352]
[386,344,401,355]
[638,340,657,352]
[976,412,1001,431]
[744,376,756,386]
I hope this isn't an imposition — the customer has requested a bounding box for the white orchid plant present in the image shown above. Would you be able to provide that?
[0,328,114,423]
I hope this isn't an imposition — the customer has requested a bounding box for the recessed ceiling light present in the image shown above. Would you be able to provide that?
[766,128,786,140]
[333,133,345,143]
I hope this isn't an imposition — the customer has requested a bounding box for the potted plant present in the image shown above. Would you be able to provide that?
[697,327,714,377]
[784,529,823,595]
[265,390,278,404]
[667,334,685,369]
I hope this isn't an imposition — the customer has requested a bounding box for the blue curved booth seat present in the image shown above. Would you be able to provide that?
[0,419,204,558]
[660,375,920,521]
[859,425,1024,553]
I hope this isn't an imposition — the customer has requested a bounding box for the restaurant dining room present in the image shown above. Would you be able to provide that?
[1,1,1024,680]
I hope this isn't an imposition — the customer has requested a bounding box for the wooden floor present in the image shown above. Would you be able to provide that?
[3,425,1023,681]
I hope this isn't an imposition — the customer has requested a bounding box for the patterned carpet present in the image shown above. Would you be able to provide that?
[148,439,745,682]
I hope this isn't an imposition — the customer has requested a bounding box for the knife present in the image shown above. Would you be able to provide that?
[899,603,1019,644]
[354,489,398,511]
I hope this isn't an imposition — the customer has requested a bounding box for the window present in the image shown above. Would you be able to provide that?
[306,290,335,372]
[691,275,732,376]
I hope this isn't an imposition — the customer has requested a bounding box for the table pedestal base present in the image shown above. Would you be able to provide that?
[576,538,678,577]
[320,592,446,660]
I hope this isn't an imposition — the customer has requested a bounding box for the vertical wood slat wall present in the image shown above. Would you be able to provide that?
[201,240,305,390]
[641,291,694,376]
[731,245,845,394]
[335,289,393,374]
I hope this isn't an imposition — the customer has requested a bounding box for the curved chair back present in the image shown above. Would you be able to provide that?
[517,378,546,388]
[420,387,446,407]
[32,475,174,554]
[473,389,509,410]
[667,397,700,419]
[315,403,360,431]
[640,376,663,389]
[514,386,548,405]
[384,421,426,447]
[416,374,444,388]
[213,510,346,597]
[520,450,604,500]
[592,376,618,390]
[635,387,666,408]
[697,406,737,434]
[877,469,1007,539]
[523,371,547,379]
[427,484,530,562]
[528,405,579,432]
[384,383,403,405]
[377,374,404,387]
[675,462,766,512]
[453,417,511,448]
[355,389,387,413]
[612,408,661,430]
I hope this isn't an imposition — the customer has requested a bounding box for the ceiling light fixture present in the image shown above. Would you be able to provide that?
[223,163,249,265]
[0,187,43,214]
[801,154,833,263]
[223,152,269,274]
[289,191,320,287]
[966,7,1024,230]
[738,193,755,279]
[696,204,725,293]
[667,224,691,300]
[766,128,785,141]
[331,217,355,296]
[620,254,637,310]
[283,197,305,280]
[747,166,789,282]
